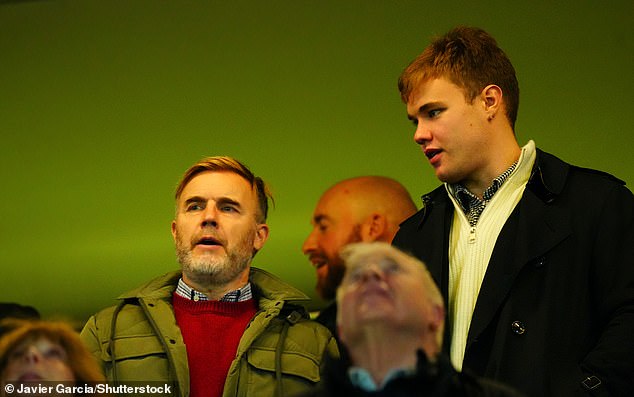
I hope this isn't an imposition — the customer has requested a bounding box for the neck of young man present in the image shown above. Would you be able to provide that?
[182,267,251,301]
[463,138,521,199]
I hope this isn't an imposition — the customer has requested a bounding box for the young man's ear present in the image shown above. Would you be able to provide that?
[481,84,503,118]
[361,213,387,242]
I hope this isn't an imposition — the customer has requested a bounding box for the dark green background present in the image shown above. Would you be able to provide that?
[1,1,632,323]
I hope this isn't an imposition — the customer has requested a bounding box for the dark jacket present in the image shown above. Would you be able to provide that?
[294,350,524,397]
[81,268,338,397]
[314,302,337,337]
[392,149,634,397]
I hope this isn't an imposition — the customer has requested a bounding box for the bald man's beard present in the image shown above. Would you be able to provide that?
[317,225,362,301]
[174,229,254,286]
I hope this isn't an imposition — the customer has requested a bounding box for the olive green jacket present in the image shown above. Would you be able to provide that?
[80,268,338,397]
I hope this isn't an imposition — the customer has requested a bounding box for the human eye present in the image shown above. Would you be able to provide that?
[381,259,401,274]
[220,205,238,213]
[9,348,26,361]
[344,268,363,284]
[186,202,203,212]
[317,222,330,233]
[44,347,66,360]
[428,108,442,118]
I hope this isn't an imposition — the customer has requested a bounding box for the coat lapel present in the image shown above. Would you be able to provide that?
[415,192,453,299]
[466,187,571,347]
[414,192,454,354]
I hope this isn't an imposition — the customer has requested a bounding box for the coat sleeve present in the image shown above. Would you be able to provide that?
[80,314,108,372]
[319,335,339,377]
[582,183,634,396]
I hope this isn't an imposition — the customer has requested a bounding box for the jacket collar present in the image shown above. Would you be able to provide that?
[117,267,309,303]
[526,149,569,203]
[249,267,310,303]
[417,185,450,228]
[418,148,568,225]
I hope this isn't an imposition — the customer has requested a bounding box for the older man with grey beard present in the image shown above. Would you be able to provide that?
[81,156,337,397]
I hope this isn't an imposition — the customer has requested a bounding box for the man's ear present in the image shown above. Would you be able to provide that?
[171,220,177,242]
[481,84,503,119]
[253,223,270,251]
[429,304,445,333]
[361,213,387,242]
[336,323,344,343]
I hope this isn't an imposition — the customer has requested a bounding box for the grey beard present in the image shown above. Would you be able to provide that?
[176,245,251,286]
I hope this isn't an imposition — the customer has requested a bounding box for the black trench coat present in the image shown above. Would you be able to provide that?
[393,149,634,397]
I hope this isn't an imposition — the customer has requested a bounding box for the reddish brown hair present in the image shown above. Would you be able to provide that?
[0,320,105,383]
[398,26,519,129]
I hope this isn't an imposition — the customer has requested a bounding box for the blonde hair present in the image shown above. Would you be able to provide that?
[174,156,272,223]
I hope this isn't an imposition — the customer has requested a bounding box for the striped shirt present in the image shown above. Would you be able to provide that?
[175,278,253,302]
[450,161,518,227]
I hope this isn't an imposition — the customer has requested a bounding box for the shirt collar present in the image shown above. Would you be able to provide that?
[449,159,518,212]
[175,278,253,302]
[348,366,416,392]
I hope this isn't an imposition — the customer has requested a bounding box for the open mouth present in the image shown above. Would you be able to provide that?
[309,255,327,269]
[313,261,327,269]
[18,372,43,382]
[196,237,221,247]
[425,148,442,160]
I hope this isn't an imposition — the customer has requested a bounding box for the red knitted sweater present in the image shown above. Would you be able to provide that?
[173,293,257,397]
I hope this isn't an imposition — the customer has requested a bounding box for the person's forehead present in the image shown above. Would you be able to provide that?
[412,75,465,98]
[314,192,354,222]
[347,251,401,270]
[319,186,350,206]
[180,171,254,199]
[15,335,58,349]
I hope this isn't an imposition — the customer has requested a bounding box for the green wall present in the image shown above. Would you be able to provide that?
[1,0,632,323]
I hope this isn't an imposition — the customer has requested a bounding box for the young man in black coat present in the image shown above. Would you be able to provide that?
[393,26,634,396]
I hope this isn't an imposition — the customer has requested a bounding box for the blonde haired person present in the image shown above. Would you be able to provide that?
[82,156,337,397]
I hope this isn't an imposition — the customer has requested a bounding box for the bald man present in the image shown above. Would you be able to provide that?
[302,176,418,334]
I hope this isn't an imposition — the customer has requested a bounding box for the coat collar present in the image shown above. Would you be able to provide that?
[117,267,309,303]
[417,148,567,219]
[526,148,569,203]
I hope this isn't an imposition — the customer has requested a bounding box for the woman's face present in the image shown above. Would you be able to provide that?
[3,337,75,382]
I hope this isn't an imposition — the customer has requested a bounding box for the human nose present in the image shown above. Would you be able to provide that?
[201,205,218,228]
[413,122,431,146]
[356,263,385,283]
[302,229,317,254]
[22,347,42,364]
